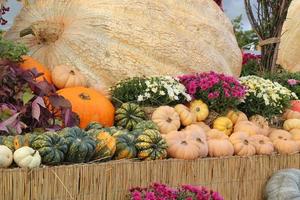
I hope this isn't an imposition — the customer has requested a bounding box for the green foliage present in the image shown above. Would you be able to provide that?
[241,59,263,77]
[0,32,28,62]
[264,69,300,99]
[110,76,191,107]
[232,15,258,49]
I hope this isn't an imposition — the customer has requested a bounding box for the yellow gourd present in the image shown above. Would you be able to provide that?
[283,119,300,131]
[174,104,196,126]
[189,100,209,122]
[213,117,233,136]
[226,110,248,125]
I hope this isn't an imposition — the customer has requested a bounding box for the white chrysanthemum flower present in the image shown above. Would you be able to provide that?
[159,91,166,96]
[145,93,151,98]
[137,95,144,102]
[151,87,158,93]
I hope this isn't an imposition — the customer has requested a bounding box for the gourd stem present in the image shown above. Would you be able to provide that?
[32,150,37,156]
[166,118,172,123]
[20,27,35,37]
[79,93,91,100]
[243,140,249,145]
[181,141,188,145]
[70,70,76,75]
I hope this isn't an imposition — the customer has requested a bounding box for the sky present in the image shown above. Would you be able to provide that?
[1,0,251,30]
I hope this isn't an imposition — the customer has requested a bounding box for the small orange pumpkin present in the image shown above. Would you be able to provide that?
[229,132,256,156]
[20,56,52,83]
[206,129,234,157]
[282,109,300,120]
[234,121,260,136]
[251,134,274,155]
[152,106,180,134]
[51,65,87,89]
[269,129,298,154]
[165,127,208,160]
[269,129,292,141]
[192,122,211,133]
[57,87,115,128]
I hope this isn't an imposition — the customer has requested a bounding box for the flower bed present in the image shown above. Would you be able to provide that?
[1,154,300,200]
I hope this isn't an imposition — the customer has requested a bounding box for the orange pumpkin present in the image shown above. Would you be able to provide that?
[57,87,115,128]
[165,127,208,160]
[282,109,300,120]
[251,134,274,155]
[269,129,292,141]
[229,132,256,156]
[234,121,260,136]
[206,129,234,157]
[20,56,52,83]
[193,122,211,133]
[269,129,298,154]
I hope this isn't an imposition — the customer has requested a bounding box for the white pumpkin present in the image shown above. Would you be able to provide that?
[0,145,13,168]
[14,147,41,169]
[5,0,242,88]
[265,169,300,200]
[277,0,300,72]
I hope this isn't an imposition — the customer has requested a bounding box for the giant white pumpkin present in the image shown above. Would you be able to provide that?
[5,0,242,88]
[277,0,300,71]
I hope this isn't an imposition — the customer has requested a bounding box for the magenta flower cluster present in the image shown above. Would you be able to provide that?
[127,183,224,200]
[287,79,300,86]
[178,71,246,113]
[242,52,261,65]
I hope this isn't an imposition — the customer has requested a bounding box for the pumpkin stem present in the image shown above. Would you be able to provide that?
[243,140,249,145]
[259,140,265,144]
[32,150,38,156]
[20,27,35,37]
[79,93,91,100]
[196,107,201,112]
[20,21,64,44]
[166,118,172,123]
[196,138,203,143]
[69,70,76,75]
[181,141,188,145]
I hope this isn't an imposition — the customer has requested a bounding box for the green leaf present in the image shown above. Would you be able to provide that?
[22,91,35,105]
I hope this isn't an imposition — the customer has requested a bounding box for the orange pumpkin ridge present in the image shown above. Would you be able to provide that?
[57,87,115,128]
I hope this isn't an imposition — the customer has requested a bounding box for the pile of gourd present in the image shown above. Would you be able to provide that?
[149,100,300,160]
[0,103,169,168]
[2,99,300,169]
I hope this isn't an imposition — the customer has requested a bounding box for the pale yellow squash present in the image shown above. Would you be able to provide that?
[277,0,300,72]
[5,0,242,88]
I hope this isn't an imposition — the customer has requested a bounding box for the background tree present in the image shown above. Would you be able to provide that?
[232,15,258,49]
[244,0,292,72]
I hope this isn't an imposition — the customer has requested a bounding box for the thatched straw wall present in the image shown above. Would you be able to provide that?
[1,154,300,200]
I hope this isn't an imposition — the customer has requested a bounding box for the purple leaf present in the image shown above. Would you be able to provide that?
[31,97,46,121]
[48,95,72,109]
[0,112,20,132]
